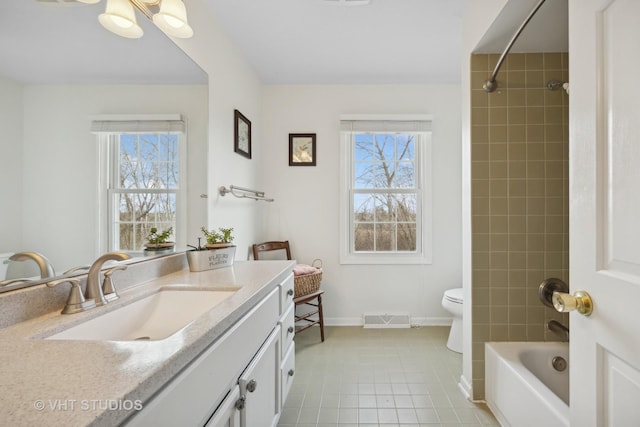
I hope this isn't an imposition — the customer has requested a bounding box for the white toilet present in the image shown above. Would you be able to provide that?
[442,288,463,353]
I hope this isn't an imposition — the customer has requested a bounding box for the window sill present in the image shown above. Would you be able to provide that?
[339,252,432,265]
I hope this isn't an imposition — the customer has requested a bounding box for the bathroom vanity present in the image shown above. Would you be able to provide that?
[0,255,295,426]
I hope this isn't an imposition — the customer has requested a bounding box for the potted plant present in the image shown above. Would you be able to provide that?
[201,226,235,249]
[144,226,174,250]
[186,227,236,272]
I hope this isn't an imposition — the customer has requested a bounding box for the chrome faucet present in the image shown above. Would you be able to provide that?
[9,251,55,278]
[547,320,569,341]
[85,252,131,306]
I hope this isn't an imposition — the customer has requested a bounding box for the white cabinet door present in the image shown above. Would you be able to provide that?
[239,326,281,427]
[205,387,240,427]
[569,0,640,425]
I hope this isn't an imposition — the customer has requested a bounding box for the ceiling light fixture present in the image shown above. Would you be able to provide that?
[76,0,193,39]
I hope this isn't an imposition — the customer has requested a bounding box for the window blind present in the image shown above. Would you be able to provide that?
[90,115,185,134]
[340,119,431,133]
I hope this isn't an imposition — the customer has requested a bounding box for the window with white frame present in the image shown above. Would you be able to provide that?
[339,116,432,264]
[92,115,186,253]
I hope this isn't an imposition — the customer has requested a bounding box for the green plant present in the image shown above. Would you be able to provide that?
[201,226,235,245]
[146,226,173,245]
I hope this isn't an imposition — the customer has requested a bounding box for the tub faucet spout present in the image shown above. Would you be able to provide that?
[547,320,569,341]
[85,252,130,306]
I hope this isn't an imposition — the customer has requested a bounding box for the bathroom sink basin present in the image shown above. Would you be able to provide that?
[45,287,237,341]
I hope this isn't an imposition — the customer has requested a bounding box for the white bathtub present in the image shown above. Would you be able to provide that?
[485,342,569,427]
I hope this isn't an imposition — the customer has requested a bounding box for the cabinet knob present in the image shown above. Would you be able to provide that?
[288,369,295,377]
[247,379,257,393]
[287,289,294,296]
[288,326,294,334]
[234,396,245,410]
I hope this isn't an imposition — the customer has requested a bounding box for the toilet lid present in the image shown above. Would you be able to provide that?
[444,288,463,304]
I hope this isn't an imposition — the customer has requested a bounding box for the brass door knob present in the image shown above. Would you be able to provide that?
[552,290,593,316]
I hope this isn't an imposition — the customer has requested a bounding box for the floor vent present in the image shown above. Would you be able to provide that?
[362,313,411,329]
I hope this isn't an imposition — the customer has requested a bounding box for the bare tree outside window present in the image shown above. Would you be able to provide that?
[353,132,418,252]
[113,133,179,251]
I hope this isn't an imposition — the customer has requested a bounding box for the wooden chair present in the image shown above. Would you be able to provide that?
[252,241,325,342]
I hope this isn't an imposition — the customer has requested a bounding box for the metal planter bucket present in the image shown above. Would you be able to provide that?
[186,246,236,272]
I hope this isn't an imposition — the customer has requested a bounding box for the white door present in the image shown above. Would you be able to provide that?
[569,0,640,425]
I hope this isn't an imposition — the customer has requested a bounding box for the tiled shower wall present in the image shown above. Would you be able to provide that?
[470,52,569,399]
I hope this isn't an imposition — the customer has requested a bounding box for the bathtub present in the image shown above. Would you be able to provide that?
[485,342,569,427]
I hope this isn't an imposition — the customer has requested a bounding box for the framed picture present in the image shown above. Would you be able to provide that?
[234,110,251,159]
[289,133,316,166]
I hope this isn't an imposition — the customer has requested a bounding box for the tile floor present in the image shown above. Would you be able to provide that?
[278,326,498,427]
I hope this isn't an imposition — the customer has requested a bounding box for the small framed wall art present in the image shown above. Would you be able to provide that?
[289,133,316,166]
[234,109,251,159]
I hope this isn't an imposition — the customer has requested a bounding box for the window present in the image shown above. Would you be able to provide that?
[93,115,186,253]
[340,116,432,264]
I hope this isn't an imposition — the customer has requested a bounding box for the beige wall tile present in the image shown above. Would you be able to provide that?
[490,162,507,179]
[472,197,490,215]
[508,106,526,124]
[472,144,489,162]
[525,53,543,69]
[471,90,489,108]
[489,125,508,142]
[470,52,569,400]
[526,88,545,106]
[508,124,526,142]
[472,107,489,126]
[472,161,490,180]
[544,52,562,70]
[489,107,508,125]
[508,88,526,106]
[508,234,526,251]
[508,53,526,70]
[471,54,489,72]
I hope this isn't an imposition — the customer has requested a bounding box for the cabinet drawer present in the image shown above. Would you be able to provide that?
[279,303,295,358]
[278,273,294,315]
[281,342,295,406]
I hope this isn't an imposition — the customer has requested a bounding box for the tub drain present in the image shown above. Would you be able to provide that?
[552,356,567,372]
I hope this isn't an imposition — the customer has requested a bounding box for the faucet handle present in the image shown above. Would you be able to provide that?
[62,265,91,275]
[47,278,96,314]
[102,265,127,302]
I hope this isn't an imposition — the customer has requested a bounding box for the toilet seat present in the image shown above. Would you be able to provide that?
[444,288,463,304]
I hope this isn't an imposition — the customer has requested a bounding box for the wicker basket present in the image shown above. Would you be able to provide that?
[294,259,322,298]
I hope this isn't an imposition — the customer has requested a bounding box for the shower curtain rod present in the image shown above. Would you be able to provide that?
[483,0,548,93]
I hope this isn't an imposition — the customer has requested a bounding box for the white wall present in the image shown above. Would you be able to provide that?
[0,76,24,254]
[460,0,508,399]
[170,0,265,258]
[261,84,462,325]
[21,84,207,272]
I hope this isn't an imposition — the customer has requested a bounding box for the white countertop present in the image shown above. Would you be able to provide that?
[0,260,295,426]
